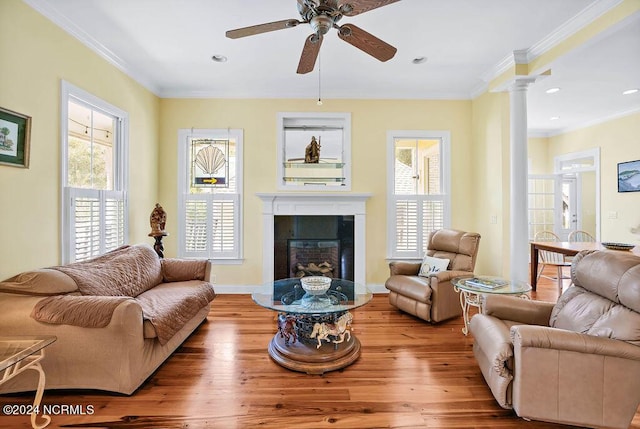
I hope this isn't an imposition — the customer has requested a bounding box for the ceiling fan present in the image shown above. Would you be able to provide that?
[226,0,400,74]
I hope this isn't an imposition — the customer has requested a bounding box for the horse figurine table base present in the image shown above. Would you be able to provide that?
[309,313,353,349]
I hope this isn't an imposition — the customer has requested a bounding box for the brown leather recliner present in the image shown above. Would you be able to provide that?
[470,250,640,429]
[385,229,481,323]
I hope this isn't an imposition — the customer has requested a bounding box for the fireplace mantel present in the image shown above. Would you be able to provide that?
[257,193,372,285]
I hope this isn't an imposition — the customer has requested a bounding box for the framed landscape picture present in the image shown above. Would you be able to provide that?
[617,159,640,192]
[0,107,31,168]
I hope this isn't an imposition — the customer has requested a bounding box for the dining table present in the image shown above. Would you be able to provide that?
[529,241,640,290]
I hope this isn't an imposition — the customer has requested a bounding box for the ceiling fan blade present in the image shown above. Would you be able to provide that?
[338,0,401,16]
[337,24,397,62]
[226,19,302,39]
[297,34,324,74]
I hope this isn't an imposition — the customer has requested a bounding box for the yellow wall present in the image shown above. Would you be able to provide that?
[548,112,640,243]
[528,137,550,174]
[0,0,160,280]
[159,99,474,286]
[470,91,512,276]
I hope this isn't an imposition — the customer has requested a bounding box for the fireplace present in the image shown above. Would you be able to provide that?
[257,193,371,285]
[274,215,354,280]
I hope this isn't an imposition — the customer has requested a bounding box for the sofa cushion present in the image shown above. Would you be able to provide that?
[0,269,78,295]
[136,280,216,345]
[52,244,163,297]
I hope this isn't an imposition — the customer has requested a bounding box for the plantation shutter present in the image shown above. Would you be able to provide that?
[182,194,239,258]
[68,188,126,262]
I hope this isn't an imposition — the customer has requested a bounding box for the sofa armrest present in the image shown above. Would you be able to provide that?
[484,295,554,326]
[511,325,640,361]
[388,261,421,276]
[161,258,211,282]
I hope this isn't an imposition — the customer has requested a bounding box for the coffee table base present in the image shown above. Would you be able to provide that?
[268,333,361,375]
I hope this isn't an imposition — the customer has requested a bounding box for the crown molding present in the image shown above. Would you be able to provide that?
[23,0,161,96]
[479,0,623,85]
[527,0,624,61]
[157,89,472,100]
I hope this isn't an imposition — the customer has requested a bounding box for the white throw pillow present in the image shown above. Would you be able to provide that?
[418,255,450,277]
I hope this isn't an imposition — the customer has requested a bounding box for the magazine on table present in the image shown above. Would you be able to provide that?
[464,277,509,290]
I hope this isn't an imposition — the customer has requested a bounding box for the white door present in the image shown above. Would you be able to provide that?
[560,176,578,240]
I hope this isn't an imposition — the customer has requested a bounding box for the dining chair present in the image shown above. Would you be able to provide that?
[568,230,595,242]
[533,230,572,295]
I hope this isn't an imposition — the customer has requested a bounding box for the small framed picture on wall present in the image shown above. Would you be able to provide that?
[617,159,640,192]
[0,106,31,168]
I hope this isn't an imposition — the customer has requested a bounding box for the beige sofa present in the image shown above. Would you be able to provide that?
[0,244,215,395]
[470,250,640,428]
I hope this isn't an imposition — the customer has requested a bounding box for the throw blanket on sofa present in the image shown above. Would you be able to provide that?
[137,282,216,345]
[31,282,215,345]
[31,295,131,328]
[51,245,163,297]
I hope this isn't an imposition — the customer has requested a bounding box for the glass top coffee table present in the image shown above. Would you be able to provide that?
[0,336,57,428]
[452,276,532,335]
[252,277,372,374]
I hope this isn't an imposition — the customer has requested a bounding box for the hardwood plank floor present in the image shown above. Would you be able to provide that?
[2,272,639,428]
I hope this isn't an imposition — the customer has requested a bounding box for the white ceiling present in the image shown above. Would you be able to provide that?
[25,0,640,136]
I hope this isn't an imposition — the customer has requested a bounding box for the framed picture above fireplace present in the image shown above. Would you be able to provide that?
[277,112,351,191]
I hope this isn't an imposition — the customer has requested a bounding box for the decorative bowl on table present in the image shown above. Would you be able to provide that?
[300,276,331,296]
[602,242,635,251]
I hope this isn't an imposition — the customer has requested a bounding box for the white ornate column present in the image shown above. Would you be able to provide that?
[509,78,536,284]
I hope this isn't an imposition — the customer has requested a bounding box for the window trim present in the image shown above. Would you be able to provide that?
[177,128,244,263]
[60,80,129,264]
[386,130,451,260]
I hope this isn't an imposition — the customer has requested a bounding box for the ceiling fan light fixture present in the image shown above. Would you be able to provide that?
[211,54,228,63]
[310,15,334,35]
[622,88,639,95]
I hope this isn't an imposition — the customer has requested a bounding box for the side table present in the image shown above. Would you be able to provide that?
[452,277,531,335]
[0,336,57,428]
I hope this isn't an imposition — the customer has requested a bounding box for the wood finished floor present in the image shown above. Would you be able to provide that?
[2,271,639,429]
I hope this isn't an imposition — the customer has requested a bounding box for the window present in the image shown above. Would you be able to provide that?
[61,81,128,264]
[387,131,451,259]
[178,129,243,261]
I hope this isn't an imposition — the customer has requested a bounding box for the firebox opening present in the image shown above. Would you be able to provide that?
[274,215,354,281]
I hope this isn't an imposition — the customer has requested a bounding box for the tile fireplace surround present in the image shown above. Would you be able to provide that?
[257,193,371,286]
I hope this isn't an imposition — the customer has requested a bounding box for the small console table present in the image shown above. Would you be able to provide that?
[452,277,531,335]
[0,336,57,428]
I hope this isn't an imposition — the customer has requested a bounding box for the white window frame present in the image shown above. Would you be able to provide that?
[177,128,243,263]
[386,130,451,260]
[60,81,129,264]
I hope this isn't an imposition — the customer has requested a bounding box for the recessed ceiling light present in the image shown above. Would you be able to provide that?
[211,54,228,63]
[622,88,639,95]
[412,57,427,64]
[545,87,561,94]
[550,116,560,121]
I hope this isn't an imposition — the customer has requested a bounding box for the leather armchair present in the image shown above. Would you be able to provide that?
[470,250,640,428]
[384,229,481,323]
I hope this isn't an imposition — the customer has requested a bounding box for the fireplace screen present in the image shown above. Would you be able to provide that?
[288,239,340,279]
